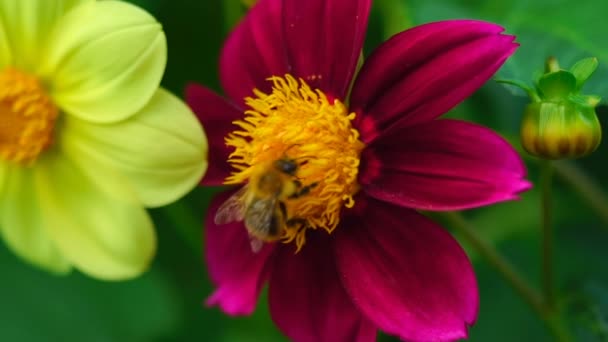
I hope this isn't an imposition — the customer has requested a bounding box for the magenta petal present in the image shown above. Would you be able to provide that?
[283,0,371,98]
[335,198,478,341]
[185,84,241,186]
[269,231,376,342]
[360,119,531,211]
[205,191,276,315]
[220,0,289,105]
[350,20,517,142]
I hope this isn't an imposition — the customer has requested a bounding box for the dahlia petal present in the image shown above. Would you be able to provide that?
[205,191,275,315]
[220,0,371,103]
[185,84,241,186]
[36,152,156,280]
[360,119,531,211]
[269,231,376,342]
[0,163,71,274]
[61,88,207,207]
[220,0,288,105]
[350,20,517,142]
[41,0,166,123]
[335,198,478,341]
[0,0,91,70]
[283,0,371,98]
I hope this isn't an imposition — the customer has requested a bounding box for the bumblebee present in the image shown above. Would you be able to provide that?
[214,158,316,252]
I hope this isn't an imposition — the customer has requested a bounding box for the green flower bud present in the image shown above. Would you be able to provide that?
[500,57,603,160]
[521,99,601,159]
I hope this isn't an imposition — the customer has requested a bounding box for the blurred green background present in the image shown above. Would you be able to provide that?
[2,0,608,341]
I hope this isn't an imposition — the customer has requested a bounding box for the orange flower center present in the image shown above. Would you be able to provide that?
[225,75,364,250]
[0,68,58,164]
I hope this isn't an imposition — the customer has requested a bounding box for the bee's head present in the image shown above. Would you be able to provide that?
[274,158,298,176]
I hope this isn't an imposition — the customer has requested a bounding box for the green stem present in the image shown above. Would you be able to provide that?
[440,212,572,341]
[553,160,608,225]
[441,212,545,313]
[541,160,555,309]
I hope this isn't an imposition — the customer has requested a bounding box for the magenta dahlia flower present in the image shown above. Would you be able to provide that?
[186,0,530,340]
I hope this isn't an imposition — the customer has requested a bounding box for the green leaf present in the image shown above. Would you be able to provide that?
[408,0,608,100]
[570,57,599,90]
[374,0,414,38]
[222,0,247,34]
[0,243,180,342]
[565,281,608,341]
[125,0,161,14]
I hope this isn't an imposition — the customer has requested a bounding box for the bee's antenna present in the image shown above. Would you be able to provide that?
[281,144,316,165]
[280,144,309,163]
[283,144,301,156]
[292,155,314,165]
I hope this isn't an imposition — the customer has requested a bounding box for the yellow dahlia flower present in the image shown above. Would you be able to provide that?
[0,0,208,280]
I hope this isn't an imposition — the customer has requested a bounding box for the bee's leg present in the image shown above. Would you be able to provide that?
[268,215,281,238]
[269,202,288,240]
[286,217,307,228]
[289,182,318,199]
[279,201,287,217]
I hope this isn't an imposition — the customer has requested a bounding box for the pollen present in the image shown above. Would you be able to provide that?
[0,68,58,164]
[226,74,364,250]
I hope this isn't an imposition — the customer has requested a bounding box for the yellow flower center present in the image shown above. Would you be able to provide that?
[0,68,58,164]
[225,75,364,250]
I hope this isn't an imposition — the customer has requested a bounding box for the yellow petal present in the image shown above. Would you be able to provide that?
[0,19,13,69]
[40,0,166,123]
[0,0,91,71]
[62,88,208,207]
[36,150,156,281]
[0,162,71,274]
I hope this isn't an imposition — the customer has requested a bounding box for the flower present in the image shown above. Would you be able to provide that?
[187,0,530,340]
[0,0,208,280]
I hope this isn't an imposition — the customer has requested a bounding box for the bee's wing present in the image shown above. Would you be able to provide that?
[244,197,277,237]
[248,235,265,253]
[214,186,248,225]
